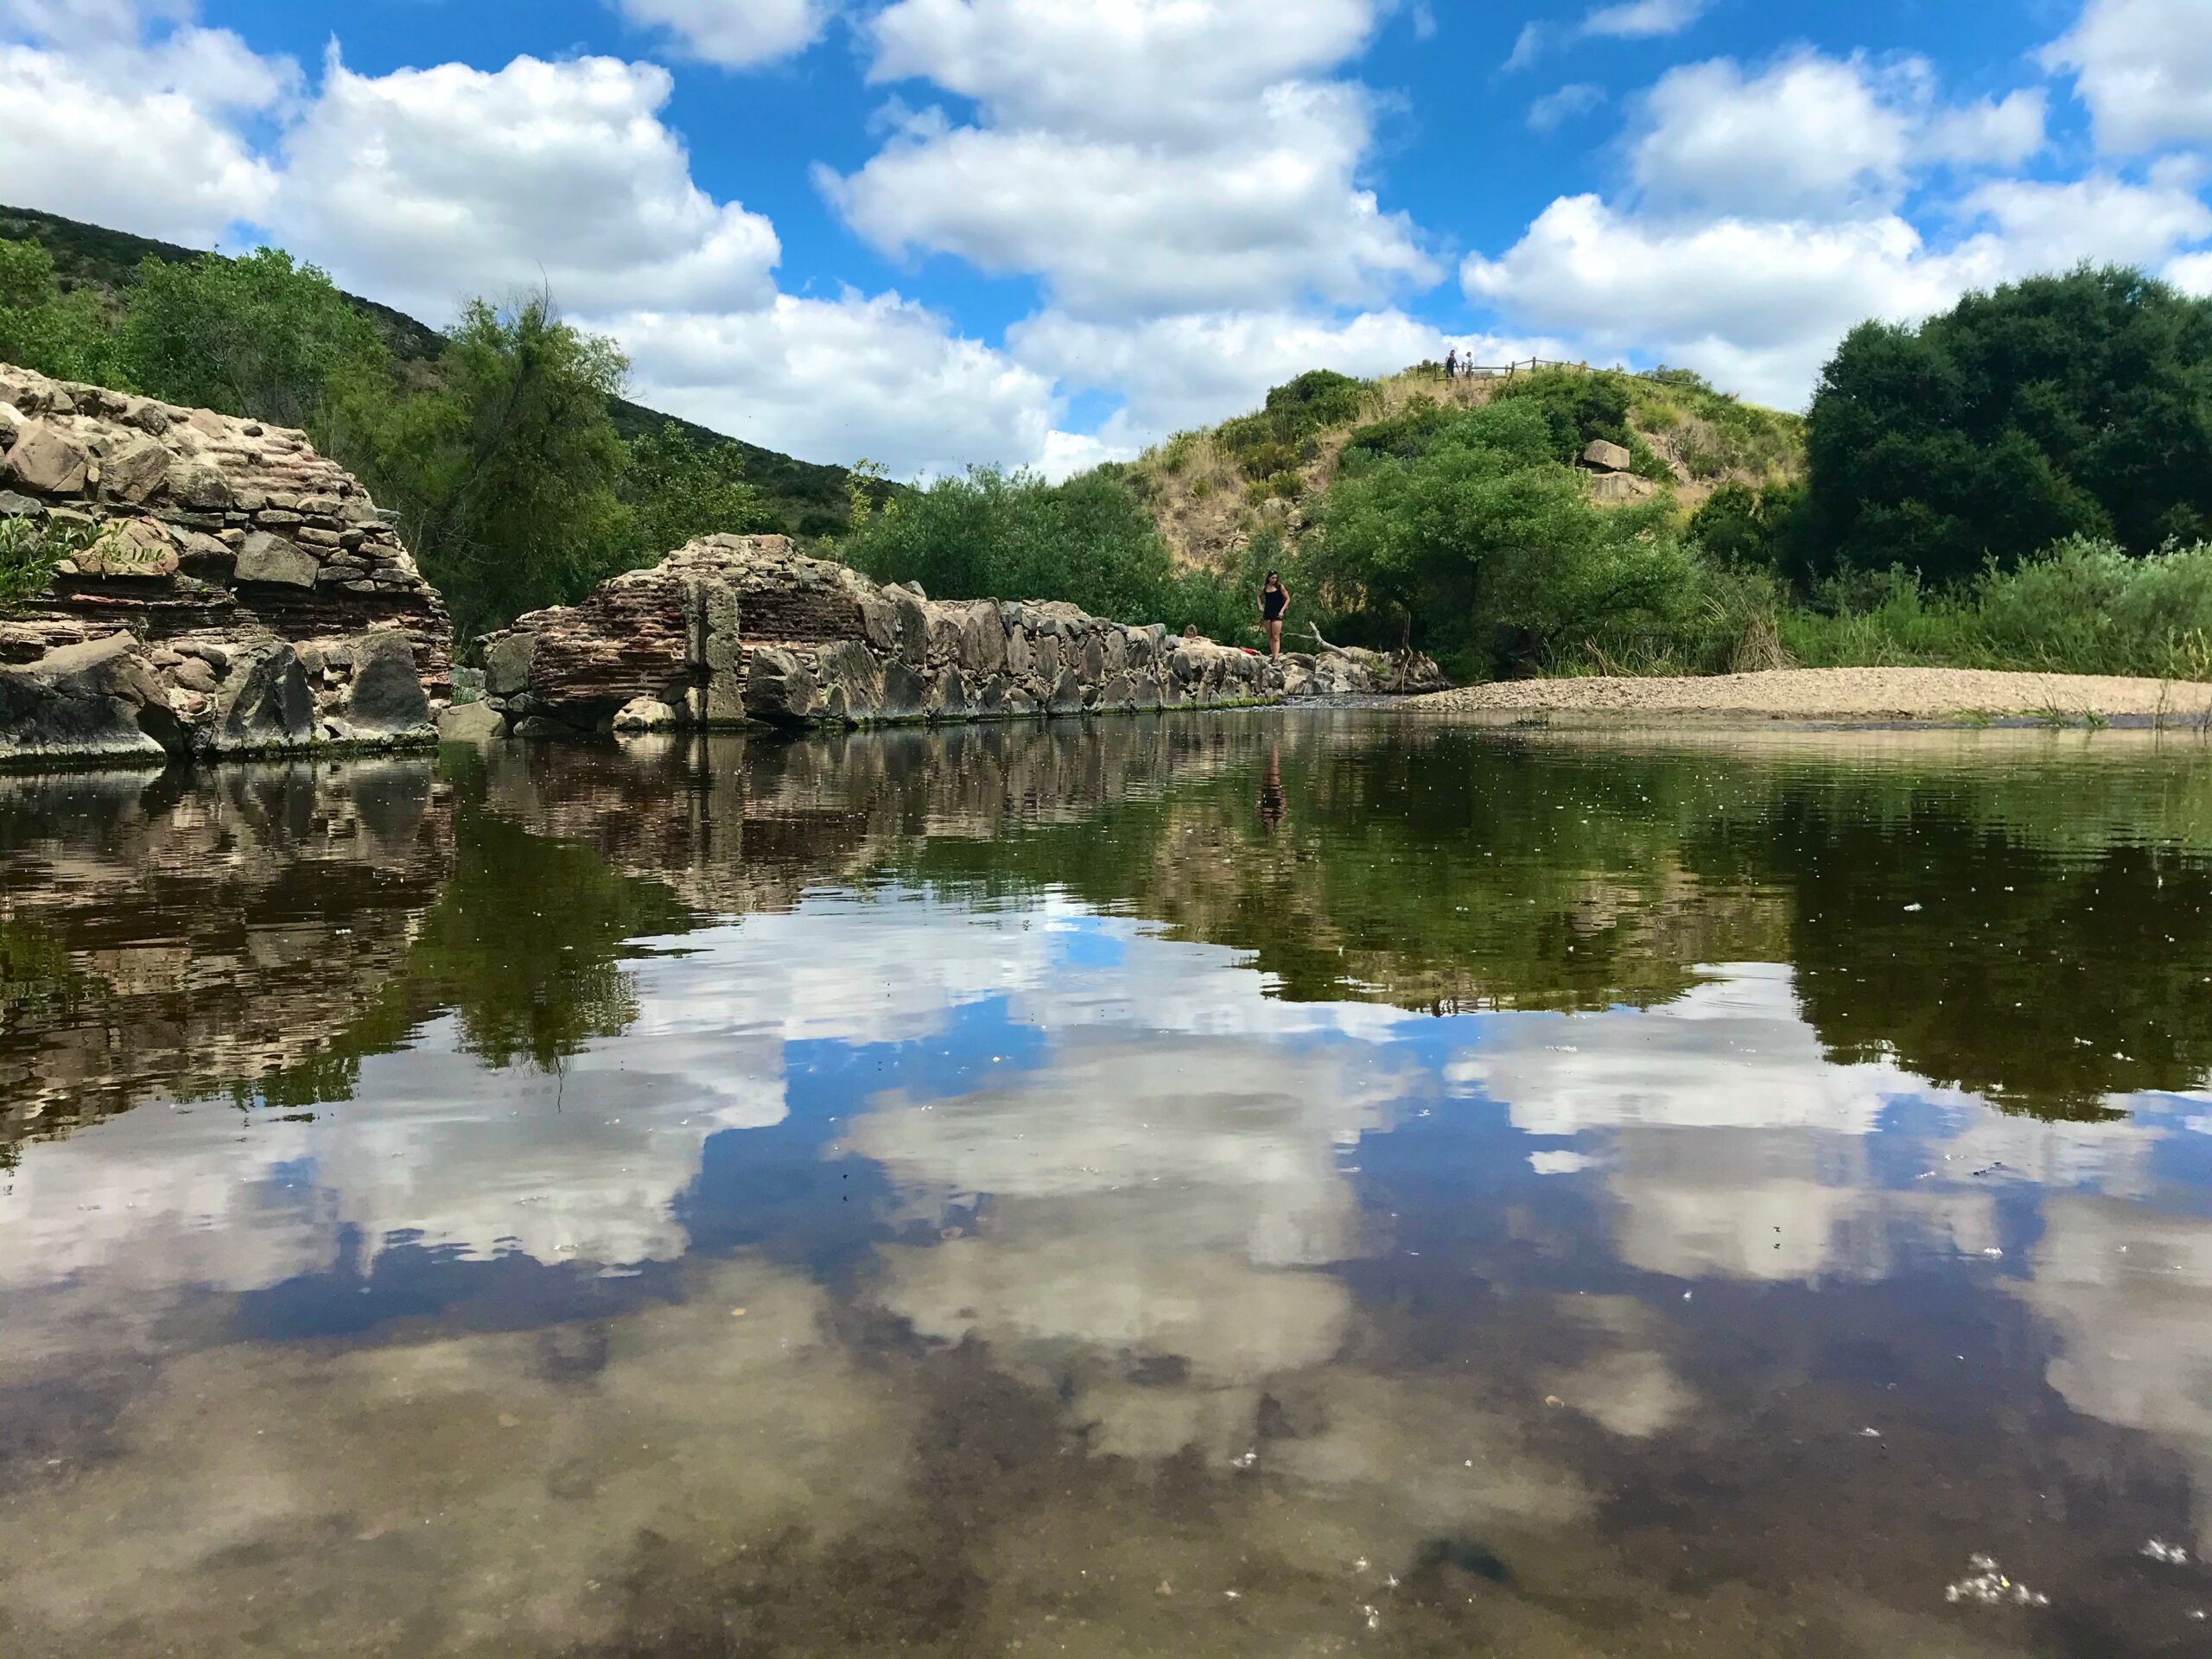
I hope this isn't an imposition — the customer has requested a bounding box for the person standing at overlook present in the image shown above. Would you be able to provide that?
[1260,571,1291,660]
[1445,347,1459,381]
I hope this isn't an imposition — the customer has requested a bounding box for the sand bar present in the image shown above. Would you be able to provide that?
[1408,666,2212,726]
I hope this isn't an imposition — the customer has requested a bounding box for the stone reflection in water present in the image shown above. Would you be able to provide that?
[0,760,451,1149]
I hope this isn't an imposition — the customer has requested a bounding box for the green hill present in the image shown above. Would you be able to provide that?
[0,203,873,538]
[1124,361,1806,575]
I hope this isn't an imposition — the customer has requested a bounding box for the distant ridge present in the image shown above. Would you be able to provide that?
[0,203,876,538]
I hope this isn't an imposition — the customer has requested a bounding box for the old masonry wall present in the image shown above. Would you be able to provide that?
[467,535,1441,740]
[0,362,452,768]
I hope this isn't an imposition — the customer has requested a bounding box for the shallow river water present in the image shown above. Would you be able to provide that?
[3,713,2212,1657]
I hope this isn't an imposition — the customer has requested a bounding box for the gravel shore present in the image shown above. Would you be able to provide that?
[1408,666,2212,726]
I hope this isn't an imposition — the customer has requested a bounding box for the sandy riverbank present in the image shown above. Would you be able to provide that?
[1407,666,2212,726]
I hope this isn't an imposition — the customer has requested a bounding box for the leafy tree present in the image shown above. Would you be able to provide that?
[1688,480,1808,573]
[1312,398,1700,674]
[844,456,893,531]
[0,238,118,384]
[613,422,779,566]
[356,296,629,644]
[1805,265,2212,582]
[116,247,391,431]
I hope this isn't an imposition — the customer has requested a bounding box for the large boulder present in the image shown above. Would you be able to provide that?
[198,643,315,756]
[745,645,819,723]
[612,696,677,733]
[816,639,884,721]
[880,658,935,721]
[234,531,319,588]
[1590,471,1656,504]
[483,630,537,698]
[101,436,170,505]
[4,421,90,494]
[0,632,174,763]
[893,588,930,666]
[959,603,1007,675]
[340,632,433,735]
[1581,439,1633,474]
[1046,668,1086,715]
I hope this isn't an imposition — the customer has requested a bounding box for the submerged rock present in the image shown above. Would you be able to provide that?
[436,700,506,743]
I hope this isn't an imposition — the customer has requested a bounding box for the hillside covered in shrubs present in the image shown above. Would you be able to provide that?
[849,266,2212,685]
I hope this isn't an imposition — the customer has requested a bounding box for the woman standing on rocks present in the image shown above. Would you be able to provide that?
[1260,571,1290,660]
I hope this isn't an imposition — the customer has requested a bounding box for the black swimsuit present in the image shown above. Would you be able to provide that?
[1262,588,1287,621]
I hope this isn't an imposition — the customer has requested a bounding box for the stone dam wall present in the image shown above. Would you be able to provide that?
[0,362,451,767]
[468,536,1441,739]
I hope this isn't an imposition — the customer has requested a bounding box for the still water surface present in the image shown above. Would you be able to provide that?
[3,714,2212,1656]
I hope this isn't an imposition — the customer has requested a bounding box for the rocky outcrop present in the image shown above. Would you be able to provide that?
[1579,436,1657,504]
[0,362,451,766]
[472,535,1442,738]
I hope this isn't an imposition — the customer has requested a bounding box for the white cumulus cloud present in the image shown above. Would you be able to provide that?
[0,0,291,245]
[1632,54,1915,217]
[1923,88,2049,168]
[613,292,1073,478]
[826,90,1433,319]
[1961,164,2212,274]
[268,53,782,324]
[2169,250,2212,295]
[1529,83,1606,133]
[2044,0,2212,156]
[828,0,1434,320]
[867,0,1379,138]
[1464,45,2196,408]
[1462,195,2010,407]
[1583,0,1708,40]
[1630,54,2047,220]
[613,0,836,67]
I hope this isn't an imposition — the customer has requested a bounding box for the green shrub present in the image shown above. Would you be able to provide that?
[1262,369,1372,435]
[612,422,779,566]
[1777,538,2212,678]
[1688,480,1808,573]
[1215,370,1377,480]
[1244,471,1302,505]
[0,515,94,613]
[1233,438,1301,481]
[1491,367,1631,461]
[1343,399,1459,466]
[841,464,1249,640]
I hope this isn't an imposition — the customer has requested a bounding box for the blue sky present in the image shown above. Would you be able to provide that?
[2,0,2207,475]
